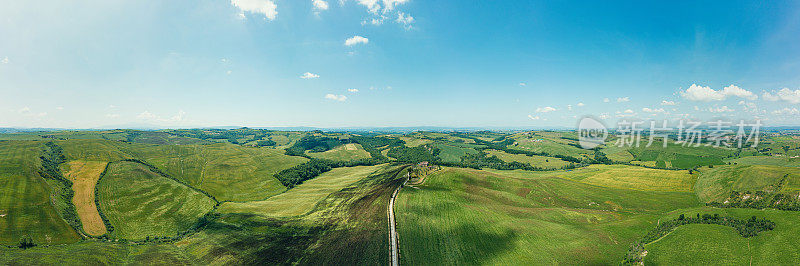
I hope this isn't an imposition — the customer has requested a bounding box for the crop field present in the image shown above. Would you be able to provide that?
[0,141,80,245]
[307,143,371,161]
[396,167,700,264]
[507,135,589,158]
[558,164,694,192]
[694,165,800,202]
[219,164,384,217]
[433,142,479,162]
[485,149,572,169]
[61,160,108,236]
[96,161,217,240]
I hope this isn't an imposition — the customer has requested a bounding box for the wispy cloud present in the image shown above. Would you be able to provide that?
[325,94,347,101]
[347,88,359,93]
[535,106,557,113]
[301,72,320,79]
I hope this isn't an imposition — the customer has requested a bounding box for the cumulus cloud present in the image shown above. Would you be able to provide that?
[661,100,676,106]
[1,57,8,64]
[707,106,735,113]
[616,97,630,103]
[763,88,800,104]
[345,35,369,46]
[325,94,347,101]
[527,115,541,120]
[567,105,573,111]
[577,102,585,107]
[603,98,610,103]
[312,0,329,11]
[231,0,278,20]
[347,88,359,93]
[535,106,557,113]
[356,0,413,27]
[301,72,320,79]
[642,107,665,113]
[772,107,800,115]
[679,84,756,101]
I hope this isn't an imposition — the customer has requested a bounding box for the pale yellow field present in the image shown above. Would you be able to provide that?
[485,149,572,169]
[62,160,108,236]
[307,143,371,161]
[561,164,693,192]
[218,165,384,217]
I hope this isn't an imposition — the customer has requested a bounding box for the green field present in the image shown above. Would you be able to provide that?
[485,149,572,169]
[434,142,480,162]
[97,161,217,240]
[396,167,699,264]
[0,141,80,245]
[307,143,372,161]
[726,155,800,167]
[694,164,800,203]
[219,164,384,217]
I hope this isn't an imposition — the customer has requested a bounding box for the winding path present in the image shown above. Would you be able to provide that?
[388,176,406,266]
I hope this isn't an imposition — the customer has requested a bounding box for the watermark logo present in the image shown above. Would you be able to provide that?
[578,116,608,149]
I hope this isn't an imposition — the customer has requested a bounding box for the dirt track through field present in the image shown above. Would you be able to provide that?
[64,161,108,236]
[388,174,407,266]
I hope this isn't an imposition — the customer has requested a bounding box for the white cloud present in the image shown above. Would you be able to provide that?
[137,110,186,122]
[763,88,800,104]
[707,106,735,113]
[301,72,320,79]
[1,57,8,64]
[325,94,348,102]
[519,82,527,87]
[577,102,585,107]
[623,109,634,114]
[227,70,232,75]
[396,12,414,29]
[56,107,64,110]
[661,100,676,106]
[105,114,120,119]
[642,107,665,113]
[679,84,757,101]
[772,107,800,115]
[616,97,630,103]
[567,105,572,111]
[345,35,369,46]
[535,106,557,113]
[527,115,541,120]
[347,88,359,93]
[108,105,117,108]
[599,113,610,119]
[231,0,278,21]
[312,0,329,11]
[18,107,30,114]
[603,98,610,103]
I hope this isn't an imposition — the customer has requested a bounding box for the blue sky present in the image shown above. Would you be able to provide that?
[1,0,800,128]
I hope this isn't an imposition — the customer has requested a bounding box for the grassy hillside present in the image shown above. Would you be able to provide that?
[725,156,800,167]
[219,164,384,217]
[644,207,800,265]
[485,149,572,169]
[0,141,80,245]
[396,167,699,264]
[307,143,371,161]
[694,165,800,203]
[96,161,217,240]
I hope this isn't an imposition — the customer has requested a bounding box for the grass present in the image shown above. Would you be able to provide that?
[61,160,108,236]
[485,149,572,169]
[97,161,217,240]
[557,164,694,192]
[644,206,800,265]
[396,167,700,265]
[725,155,800,167]
[218,164,384,217]
[307,143,372,161]
[434,142,479,163]
[0,141,80,245]
[694,165,800,203]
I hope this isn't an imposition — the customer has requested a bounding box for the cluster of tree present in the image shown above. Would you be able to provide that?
[94,163,115,236]
[17,236,36,249]
[274,158,383,188]
[708,189,800,211]
[285,135,347,157]
[351,136,404,161]
[438,152,576,171]
[38,142,84,236]
[623,214,775,264]
[386,145,440,163]
[256,140,277,147]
